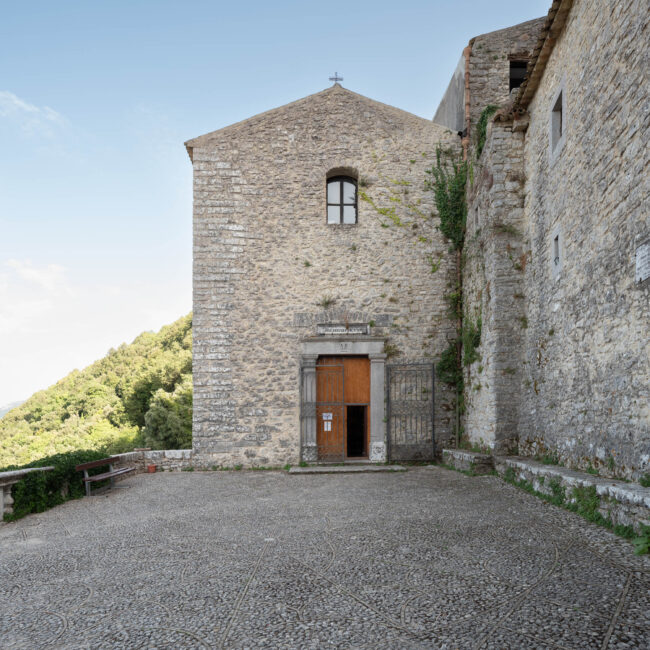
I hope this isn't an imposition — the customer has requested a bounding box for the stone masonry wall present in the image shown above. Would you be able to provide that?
[468,18,545,131]
[463,119,528,453]
[519,0,649,478]
[432,55,465,132]
[188,86,459,467]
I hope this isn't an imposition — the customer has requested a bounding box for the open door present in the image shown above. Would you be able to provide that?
[316,356,370,460]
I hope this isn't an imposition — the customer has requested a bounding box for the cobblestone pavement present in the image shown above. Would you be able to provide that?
[1,467,649,649]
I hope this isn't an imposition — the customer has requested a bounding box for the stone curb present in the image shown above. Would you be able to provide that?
[495,456,650,510]
[440,450,650,532]
[288,465,406,474]
[442,449,494,474]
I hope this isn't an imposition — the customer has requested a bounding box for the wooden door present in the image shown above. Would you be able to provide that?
[316,356,370,460]
[315,362,344,460]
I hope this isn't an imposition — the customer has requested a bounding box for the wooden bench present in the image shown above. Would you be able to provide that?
[76,457,135,497]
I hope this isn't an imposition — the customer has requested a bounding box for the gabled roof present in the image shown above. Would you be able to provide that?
[184,84,449,158]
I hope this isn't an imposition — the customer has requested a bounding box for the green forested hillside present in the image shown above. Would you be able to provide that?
[0,314,192,469]
[0,401,25,419]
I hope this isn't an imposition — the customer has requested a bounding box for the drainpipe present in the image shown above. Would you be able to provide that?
[455,40,474,447]
[462,41,473,161]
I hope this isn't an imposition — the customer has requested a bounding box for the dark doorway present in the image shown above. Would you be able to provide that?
[346,405,367,457]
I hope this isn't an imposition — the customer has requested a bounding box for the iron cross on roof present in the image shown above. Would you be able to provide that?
[329,72,343,84]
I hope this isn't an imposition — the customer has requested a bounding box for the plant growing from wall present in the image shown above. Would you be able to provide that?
[476,105,499,158]
[462,313,482,367]
[428,148,467,250]
[317,295,337,309]
[426,147,471,446]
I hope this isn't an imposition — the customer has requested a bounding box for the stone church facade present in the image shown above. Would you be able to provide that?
[185,88,459,467]
[186,0,649,477]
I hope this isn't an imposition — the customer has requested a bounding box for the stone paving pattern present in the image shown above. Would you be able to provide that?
[1,468,649,649]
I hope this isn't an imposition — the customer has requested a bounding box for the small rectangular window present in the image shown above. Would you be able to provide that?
[551,227,562,278]
[509,60,527,91]
[551,90,563,151]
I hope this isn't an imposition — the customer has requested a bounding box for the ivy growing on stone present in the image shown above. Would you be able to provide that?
[426,147,472,445]
[3,449,110,522]
[476,104,499,158]
[427,148,467,251]
[462,313,482,367]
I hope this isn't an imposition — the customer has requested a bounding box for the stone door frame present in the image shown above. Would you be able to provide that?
[300,337,387,462]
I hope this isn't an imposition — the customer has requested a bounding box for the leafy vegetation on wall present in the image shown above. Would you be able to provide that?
[476,104,499,158]
[3,449,110,521]
[426,147,471,444]
[0,314,192,469]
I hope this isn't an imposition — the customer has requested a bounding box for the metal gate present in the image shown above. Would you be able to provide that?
[300,363,345,462]
[386,362,435,461]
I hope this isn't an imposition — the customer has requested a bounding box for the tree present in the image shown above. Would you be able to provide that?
[142,374,193,450]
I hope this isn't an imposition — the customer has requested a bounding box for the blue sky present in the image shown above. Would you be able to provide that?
[0,0,550,406]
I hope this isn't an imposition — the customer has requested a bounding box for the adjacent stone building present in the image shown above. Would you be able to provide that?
[452,0,649,477]
[187,0,648,477]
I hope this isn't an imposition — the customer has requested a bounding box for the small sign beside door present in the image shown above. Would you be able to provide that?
[322,413,333,420]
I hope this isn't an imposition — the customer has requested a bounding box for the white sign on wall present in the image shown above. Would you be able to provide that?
[636,242,650,283]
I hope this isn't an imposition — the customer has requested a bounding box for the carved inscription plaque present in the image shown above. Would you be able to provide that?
[316,323,370,336]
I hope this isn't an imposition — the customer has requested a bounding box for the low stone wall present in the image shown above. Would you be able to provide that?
[111,451,147,473]
[144,449,193,471]
[111,450,194,472]
[0,466,54,518]
[442,449,494,475]
[495,456,650,534]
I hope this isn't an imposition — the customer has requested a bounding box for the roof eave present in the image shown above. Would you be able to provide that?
[514,0,574,110]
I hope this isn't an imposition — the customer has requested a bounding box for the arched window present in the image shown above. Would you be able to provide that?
[327,176,357,224]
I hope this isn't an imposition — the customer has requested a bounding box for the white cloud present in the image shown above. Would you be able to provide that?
[0,259,190,405]
[5,259,71,294]
[0,91,67,137]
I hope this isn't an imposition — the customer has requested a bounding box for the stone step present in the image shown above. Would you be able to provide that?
[442,449,494,474]
[494,455,650,532]
[288,464,406,474]
[440,448,650,533]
